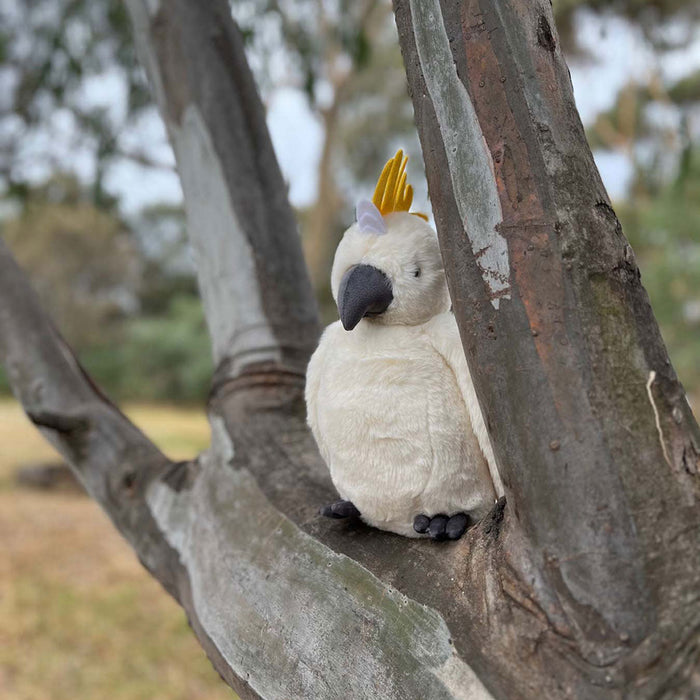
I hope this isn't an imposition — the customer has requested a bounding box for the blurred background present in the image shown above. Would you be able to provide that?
[0,0,698,698]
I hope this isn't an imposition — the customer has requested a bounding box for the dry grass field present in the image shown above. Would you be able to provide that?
[0,399,236,700]
[3,393,697,700]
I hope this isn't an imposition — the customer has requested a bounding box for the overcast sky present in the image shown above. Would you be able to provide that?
[16,8,700,216]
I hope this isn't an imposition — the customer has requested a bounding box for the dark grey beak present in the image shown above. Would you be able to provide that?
[337,264,393,331]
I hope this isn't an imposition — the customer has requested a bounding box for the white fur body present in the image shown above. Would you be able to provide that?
[305,211,502,537]
[306,313,497,536]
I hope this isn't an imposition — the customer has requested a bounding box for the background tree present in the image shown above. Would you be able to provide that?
[553,0,700,52]
[0,0,209,403]
[1,174,140,349]
[2,0,699,396]
[0,0,163,205]
[234,0,422,315]
[2,1,699,699]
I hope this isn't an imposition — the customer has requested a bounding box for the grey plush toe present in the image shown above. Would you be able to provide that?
[428,514,449,541]
[446,513,469,540]
[413,514,430,534]
[320,499,360,519]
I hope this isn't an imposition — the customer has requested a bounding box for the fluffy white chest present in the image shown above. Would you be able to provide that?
[309,319,494,536]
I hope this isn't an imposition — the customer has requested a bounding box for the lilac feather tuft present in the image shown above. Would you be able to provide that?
[356,199,387,235]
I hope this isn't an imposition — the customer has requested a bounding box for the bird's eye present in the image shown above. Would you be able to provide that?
[413,266,421,278]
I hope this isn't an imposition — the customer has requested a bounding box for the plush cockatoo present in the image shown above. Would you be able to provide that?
[305,151,503,540]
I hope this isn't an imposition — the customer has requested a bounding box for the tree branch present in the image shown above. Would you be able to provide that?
[395,0,700,695]
[0,237,179,591]
[0,3,512,696]
[125,0,320,383]
[3,0,700,697]
[0,223,503,700]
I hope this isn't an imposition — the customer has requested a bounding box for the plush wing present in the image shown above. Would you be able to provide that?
[304,325,334,466]
[427,313,505,499]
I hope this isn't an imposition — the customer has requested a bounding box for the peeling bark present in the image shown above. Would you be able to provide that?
[395,0,700,696]
[126,0,319,379]
[1,0,699,698]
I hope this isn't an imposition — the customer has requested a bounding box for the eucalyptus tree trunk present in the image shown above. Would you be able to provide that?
[393,0,700,697]
[0,1,698,699]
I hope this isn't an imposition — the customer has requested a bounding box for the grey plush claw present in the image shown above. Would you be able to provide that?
[415,513,468,540]
[413,514,430,534]
[446,513,469,540]
[428,514,449,541]
[320,499,360,519]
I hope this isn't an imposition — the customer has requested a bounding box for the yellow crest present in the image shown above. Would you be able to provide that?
[372,150,428,221]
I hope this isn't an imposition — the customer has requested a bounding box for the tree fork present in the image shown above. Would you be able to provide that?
[1,0,699,697]
[394,0,700,696]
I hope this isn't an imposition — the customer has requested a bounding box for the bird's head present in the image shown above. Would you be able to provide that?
[331,150,450,331]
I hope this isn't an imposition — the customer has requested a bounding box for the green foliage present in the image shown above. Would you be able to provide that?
[2,175,140,350]
[0,293,212,404]
[77,295,211,404]
[617,150,700,394]
[99,295,212,403]
[0,179,210,403]
[668,70,700,105]
[553,0,700,52]
[0,0,158,206]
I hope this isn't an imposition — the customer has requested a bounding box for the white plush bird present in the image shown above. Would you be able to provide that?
[306,151,503,540]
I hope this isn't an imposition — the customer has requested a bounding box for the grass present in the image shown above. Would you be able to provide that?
[3,393,696,700]
[0,399,236,700]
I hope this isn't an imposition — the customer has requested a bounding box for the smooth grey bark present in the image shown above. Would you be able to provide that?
[1,0,698,698]
[0,1,496,698]
[126,0,320,379]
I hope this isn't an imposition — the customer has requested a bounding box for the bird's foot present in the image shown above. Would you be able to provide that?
[320,499,361,519]
[413,512,469,541]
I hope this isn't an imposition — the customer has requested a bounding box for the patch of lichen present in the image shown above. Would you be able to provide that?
[584,271,654,438]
